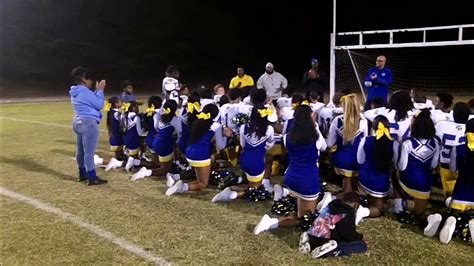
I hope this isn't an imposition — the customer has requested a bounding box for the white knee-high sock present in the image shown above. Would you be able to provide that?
[269,218,279,229]
[229,191,238,200]
[179,183,189,193]
[394,198,404,213]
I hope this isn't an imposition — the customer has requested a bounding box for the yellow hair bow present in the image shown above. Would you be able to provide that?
[187,102,201,113]
[340,93,356,103]
[104,102,112,112]
[375,122,393,141]
[196,112,211,120]
[291,103,299,110]
[144,104,155,117]
[162,107,171,115]
[301,100,310,106]
[122,103,131,112]
[414,110,421,117]
[258,108,273,118]
[467,132,474,151]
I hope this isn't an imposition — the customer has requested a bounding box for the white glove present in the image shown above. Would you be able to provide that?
[364,81,372,87]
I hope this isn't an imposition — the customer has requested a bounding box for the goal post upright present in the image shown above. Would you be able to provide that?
[329,0,336,104]
[329,20,474,102]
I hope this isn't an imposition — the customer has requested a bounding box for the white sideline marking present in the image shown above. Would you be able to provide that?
[0,116,107,132]
[0,187,169,265]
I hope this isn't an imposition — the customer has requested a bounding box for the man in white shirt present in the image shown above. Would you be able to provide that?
[256,62,288,103]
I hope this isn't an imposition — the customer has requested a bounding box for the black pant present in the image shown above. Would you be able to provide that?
[328,240,368,257]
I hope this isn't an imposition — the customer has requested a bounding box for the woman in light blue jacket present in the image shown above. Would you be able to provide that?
[69,67,107,185]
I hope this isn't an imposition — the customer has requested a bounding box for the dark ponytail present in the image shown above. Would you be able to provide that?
[161,100,178,124]
[387,90,414,122]
[373,115,393,172]
[411,108,435,139]
[106,96,120,136]
[186,94,201,126]
[289,104,317,145]
[189,104,219,144]
[124,101,139,129]
[246,103,269,139]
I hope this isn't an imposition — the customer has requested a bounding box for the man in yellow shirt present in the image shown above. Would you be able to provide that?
[229,67,254,97]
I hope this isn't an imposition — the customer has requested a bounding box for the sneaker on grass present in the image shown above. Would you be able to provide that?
[130,167,152,181]
[423,213,442,237]
[311,240,338,258]
[440,216,456,244]
[165,180,184,196]
[94,154,104,166]
[253,214,278,235]
[105,158,123,171]
[355,206,370,226]
[166,173,180,187]
[298,232,311,255]
[212,187,237,203]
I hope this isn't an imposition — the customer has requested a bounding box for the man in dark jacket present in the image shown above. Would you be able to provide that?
[299,192,368,258]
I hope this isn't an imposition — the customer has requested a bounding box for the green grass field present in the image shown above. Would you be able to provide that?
[1,101,473,265]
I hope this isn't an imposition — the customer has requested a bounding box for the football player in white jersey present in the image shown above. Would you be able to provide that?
[410,88,434,110]
[431,92,454,124]
[317,92,345,137]
[435,102,471,198]
[308,90,325,114]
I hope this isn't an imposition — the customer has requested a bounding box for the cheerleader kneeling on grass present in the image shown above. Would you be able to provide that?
[357,115,396,220]
[173,94,201,174]
[326,94,368,196]
[397,109,440,224]
[165,103,226,196]
[253,101,328,235]
[123,101,146,172]
[211,103,275,203]
[130,100,182,182]
[103,96,125,171]
[141,96,163,169]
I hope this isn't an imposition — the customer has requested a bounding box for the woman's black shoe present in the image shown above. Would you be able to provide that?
[86,178,108,186]
[77,176,88,182]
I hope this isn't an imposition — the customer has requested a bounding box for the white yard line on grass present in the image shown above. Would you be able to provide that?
[0,116,107,132]
[0,186,169,265]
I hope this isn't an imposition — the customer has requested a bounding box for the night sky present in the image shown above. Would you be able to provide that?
[0,0,473,92]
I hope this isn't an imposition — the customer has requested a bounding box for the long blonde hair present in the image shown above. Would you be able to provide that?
[341,94,361,144]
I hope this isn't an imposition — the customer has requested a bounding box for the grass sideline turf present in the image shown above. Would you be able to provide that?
[1,101,473,264]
